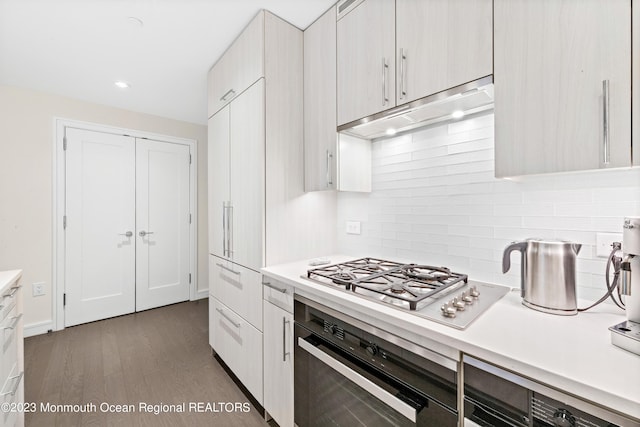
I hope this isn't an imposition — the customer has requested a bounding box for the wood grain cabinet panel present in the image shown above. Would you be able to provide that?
[337,0,396,126]
[396,0,492,104]
[494,0,631,177]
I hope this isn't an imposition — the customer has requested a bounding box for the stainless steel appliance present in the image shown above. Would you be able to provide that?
[610,217,640,355]
[502,239,582,315]
[463,355,639,427]
[304,257,509,329]
[294,297,459,427]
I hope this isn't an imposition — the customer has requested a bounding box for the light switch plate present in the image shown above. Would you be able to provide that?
[32,282,45,297]
[346,221,361,235]
[596,232,623,258]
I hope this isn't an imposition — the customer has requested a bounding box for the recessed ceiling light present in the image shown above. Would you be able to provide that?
[127,16,144,28]
[114,81,130,89]
[451,110,465,119]
[385,128,397,136]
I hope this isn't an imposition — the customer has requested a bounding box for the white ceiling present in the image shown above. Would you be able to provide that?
[0,0,335,125]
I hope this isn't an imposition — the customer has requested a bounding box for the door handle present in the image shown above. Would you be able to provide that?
[118,231,133,237]
[138,230,154,237]
[282,317,290,361]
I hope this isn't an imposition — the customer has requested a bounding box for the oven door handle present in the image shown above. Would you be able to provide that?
[297,337,417,423]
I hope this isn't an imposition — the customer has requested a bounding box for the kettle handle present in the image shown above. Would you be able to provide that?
[502,241,528,297]
[502,241,527,273]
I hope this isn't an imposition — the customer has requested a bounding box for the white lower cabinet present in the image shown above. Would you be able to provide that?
[262,277,294,427]
[0,273,24,427]
[210,297,263,405]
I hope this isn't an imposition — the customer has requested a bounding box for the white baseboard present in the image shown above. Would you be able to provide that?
[24,320,54,338]
[194,289,209,301]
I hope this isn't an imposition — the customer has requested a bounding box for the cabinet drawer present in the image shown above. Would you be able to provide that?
[262,277,293,313]
[0,284,20,321]
[1,363,23,427]
[207,12,264,117]
[1,305,19,388]
[210,256,263,331]
[211,297,263,405]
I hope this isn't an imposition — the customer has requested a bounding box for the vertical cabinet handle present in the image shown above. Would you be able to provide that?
[228,204,233,255]
[382,58,389,106]
[602,80,610,165]
[326,150,334,187]
[400,48,407,99]
[222,202,227,257]
[283,317,290,362]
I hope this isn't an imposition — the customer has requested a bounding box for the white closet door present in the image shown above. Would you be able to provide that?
[64,128,136,327]
[135,139,191,311]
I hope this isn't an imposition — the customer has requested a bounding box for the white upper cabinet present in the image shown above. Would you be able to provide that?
[336,0,493,127]
[207,13,264,118]
[494,0,631,177]
[337,0,396,126]
[395,0,492,105]
[304,6,337,192]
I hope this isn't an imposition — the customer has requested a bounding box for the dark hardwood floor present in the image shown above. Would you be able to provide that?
[24,299,269,427]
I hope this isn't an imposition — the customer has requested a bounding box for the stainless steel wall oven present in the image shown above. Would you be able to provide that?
[294,296,459,427]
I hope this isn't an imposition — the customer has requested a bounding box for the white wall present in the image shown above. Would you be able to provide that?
[0,85,209,333]
[337,112,640,305]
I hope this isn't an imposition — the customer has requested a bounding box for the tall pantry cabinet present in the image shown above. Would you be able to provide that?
[207,10,303,407]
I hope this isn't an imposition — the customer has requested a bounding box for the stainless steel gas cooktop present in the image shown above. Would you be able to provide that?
[305,257,509,329]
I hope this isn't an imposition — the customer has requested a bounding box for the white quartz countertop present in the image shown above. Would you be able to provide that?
[0,270,22,294]
[262,256,640,421]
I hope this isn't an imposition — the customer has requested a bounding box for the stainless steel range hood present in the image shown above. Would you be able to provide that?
[338,76,493,140]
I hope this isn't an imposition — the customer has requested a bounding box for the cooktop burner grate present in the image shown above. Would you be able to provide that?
[307,258,468,311]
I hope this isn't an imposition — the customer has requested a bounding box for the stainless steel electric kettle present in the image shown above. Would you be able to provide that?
[502,239,582,315]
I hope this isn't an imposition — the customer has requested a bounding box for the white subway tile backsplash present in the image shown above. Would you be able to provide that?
[336,112,638,306]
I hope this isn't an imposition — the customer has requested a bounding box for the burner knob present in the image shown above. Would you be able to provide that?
[441,303,457,318]
[329,324,338,335]
[469,286,480,298]
[453,298,466,311]
[366,343,378,356]
[462,291,474,304]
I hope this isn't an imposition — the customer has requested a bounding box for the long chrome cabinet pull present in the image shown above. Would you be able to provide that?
[382,58,390,106]
[228,204,233,255]
[602,79,610,164]
[298,337,416,422]
[222,202,227,257]
[326,150,334,187]
[0,372,23,396]
[3,313,23,330]
[282,317,290,361]
[400,48,407,99]
[215,263,241,276]
[216,308,241,328]
[220,88,236,102]
[263,282,287,293]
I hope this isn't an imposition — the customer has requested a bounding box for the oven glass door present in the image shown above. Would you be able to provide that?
[295,325,457,427]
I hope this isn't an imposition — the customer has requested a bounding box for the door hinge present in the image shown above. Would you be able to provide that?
[63,215,67,229]
[63,293,66,306]
[189,213,192,224]
[189,154,192,164]
[189,273,192,284]
[63,136,67,151]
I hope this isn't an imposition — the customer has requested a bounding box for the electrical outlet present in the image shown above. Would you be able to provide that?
[346,221,361,235]
[596,233,623,258]
[32,282,46,297]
